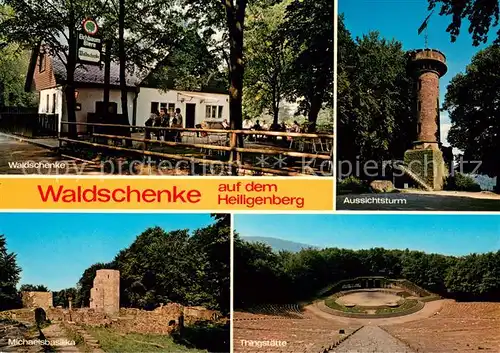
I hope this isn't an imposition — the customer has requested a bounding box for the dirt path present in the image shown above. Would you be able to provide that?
[306,299,446,325]
[41,323,82,352]
[334,326,415,353]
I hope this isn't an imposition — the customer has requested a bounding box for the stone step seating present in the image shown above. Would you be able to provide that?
[234,309,360,353]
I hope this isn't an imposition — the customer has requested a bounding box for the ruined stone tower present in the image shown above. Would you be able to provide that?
[90,269,120,315]
[404,49,448,190]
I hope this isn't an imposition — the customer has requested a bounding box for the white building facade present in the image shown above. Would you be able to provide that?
[135,88,229,128]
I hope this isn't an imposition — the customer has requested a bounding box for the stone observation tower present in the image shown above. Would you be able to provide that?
[90,269,120,315]
[404,48,448,190]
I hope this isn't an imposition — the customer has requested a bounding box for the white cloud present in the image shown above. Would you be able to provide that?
[440,112,462,156]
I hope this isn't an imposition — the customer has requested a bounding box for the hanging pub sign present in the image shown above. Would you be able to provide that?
[77,18,102,65]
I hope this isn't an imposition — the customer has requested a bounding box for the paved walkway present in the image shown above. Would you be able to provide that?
[0,132,59,149]
[0,135,101,175]
[334,326,415,353]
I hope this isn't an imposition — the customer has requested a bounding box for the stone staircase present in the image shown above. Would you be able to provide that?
[394,162,433,191]
[62,322,105,353]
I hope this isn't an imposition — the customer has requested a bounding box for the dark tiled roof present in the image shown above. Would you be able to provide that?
[52,55,141,87]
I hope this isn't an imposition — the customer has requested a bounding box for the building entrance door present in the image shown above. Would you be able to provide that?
[186,103,196,128]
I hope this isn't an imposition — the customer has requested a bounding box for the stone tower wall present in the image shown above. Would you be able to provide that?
[90,269,120,315]
[416,71,440,146]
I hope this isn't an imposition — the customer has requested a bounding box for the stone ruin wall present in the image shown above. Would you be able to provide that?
[46,303,221,335]
[21,291,53,310]
[2,270,223,336]
[1,303,222,336]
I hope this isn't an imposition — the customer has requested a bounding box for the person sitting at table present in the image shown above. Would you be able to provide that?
[222,119,230,129]
[242,117,253,141]
[152,111,162,140]
[291,120,302,132]
[144,113,155,140]
[174,108,183,127]
[253,120,263,140]
[159,108,170,140]
[170,117,181,142]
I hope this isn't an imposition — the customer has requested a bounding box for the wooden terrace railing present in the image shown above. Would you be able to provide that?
[59,121,334,176]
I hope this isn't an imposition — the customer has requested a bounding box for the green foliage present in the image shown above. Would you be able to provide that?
[0,43,37,107]
[172,321,229,353]
[77,215,230,314]
[404,149,446,189]
[234,238,500,308]
[0,234,21,310]
[19,284,48,292]
[375,299,418,314]
[337,176,370,194]
[243,0,293,124]
[444,173,482,192]
[337,16,414,167]
[142,26,227,93]
[428,0,500,45]
[53,287,78,308]
[324,299,363,313]
[86,326,207,352]
[283,0,333,130]
[443,45,500,192]
[445,252,500,300]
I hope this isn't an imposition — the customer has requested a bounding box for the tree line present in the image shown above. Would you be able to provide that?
[234,235,500,309]
[0,214,230,314]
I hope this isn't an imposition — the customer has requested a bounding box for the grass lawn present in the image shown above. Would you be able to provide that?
[324,298,364,313]
[86,327,207,353]
[375,299,418,314]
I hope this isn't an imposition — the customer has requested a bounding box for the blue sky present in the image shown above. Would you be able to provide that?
[235,214,500,256]
[0,213,214,291]
[339,0,495,148]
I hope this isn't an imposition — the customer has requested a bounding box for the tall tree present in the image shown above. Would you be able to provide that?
[183,0,249,135]
[337,25,414,169]
[142,26,227,93]
[243,0,293,127]
[0,42,37,107]
[428,0,500,45]
[0,0,111,136]
[0,235,21,310]
[283,0,333,131]
[443,45,500,192]
[118,0,127,127]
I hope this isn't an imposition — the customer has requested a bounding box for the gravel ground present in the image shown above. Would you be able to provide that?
[334,326,415,353]
[0,136,101,175]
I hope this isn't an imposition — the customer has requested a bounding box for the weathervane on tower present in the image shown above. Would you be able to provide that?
[418,10,434,48]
